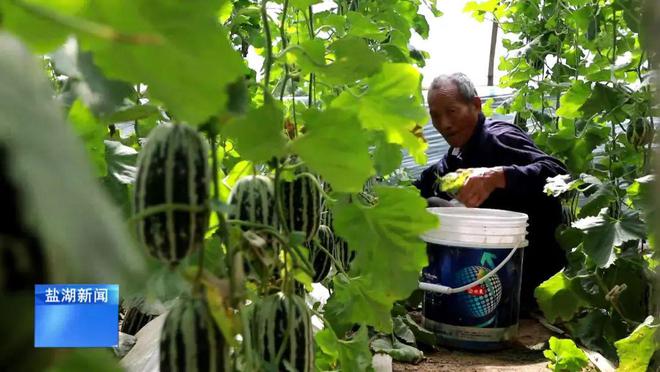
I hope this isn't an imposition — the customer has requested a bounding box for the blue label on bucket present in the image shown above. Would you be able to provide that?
[422,243,523,332]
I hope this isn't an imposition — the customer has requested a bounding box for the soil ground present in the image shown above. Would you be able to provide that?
[393,318,577,372]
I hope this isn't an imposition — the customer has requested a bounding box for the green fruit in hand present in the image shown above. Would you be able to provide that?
[437,169,472,194]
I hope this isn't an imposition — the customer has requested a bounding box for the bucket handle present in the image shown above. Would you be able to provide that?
[418,241,522,295]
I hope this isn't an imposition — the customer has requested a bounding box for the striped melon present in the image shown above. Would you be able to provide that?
[246,293,314,372]
[334,236,355,272]
[305,225,334,282]
[627,117,654,149]
[133,124,210,267]
[280,173,321,241]
[120,296,159,336]
[160,296,229,372]
[228,175,277,229]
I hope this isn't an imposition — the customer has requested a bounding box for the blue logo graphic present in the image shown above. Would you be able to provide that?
[454,266,502,318]
[35,284,119,347]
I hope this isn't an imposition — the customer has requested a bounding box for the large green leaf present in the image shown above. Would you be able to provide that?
[0,0,87,53]
[315,325,374,372]
[285,39,326,75]
[325,186,438,332]
[565,309,626,360]
[535,271,589,323]
[50,40,134,118]
[556,81,591,119]
[346,11,383,40]
[67,99,108,177]
[614,316,658,372]
[332,63,429,163]
[324,274,393,334]
[547,120,609,173]
[0,33,147,292]
[372,133,403,176]
[578,183,615,218]
[322,36,386,84]
[3,0,247,125]
[371,336,424,363]
[101,140,138,217]
[291,108,374,193]
[580,83,628,118]
[543,337,589,372]
[572,209,646,267]
[222,102,288,163]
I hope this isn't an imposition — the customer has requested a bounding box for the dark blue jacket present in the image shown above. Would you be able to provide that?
[414,113,568,307]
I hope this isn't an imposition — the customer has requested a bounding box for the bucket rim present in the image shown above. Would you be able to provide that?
[426,207,528,222]
[421,235,528,249]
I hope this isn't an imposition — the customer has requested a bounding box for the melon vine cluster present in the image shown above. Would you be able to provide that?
[131,122,362,369]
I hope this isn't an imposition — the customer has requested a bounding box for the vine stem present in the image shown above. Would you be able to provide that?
[128,203,207,224]
[226,219,316,276]
[261,0,274,103]
[314,241,348,276]
[279,0,290,102]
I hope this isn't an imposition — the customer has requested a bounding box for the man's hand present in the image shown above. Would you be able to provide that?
[456,167,506,207]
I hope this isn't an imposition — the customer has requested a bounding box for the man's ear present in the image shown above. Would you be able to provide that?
[472,96,482,112]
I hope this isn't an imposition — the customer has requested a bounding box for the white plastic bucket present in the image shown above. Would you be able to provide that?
[419,207,529,350]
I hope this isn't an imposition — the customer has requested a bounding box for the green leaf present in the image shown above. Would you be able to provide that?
[1,0,87,53]
[601,257,651,322]
[347,11,383,40]
[0,34,147,293]
[578,183,615,218]
[535,271,588,323]
[103,104,159,124]
[615,316,658,372]
[84,0,246,124]
[291,108,374,193]
[219,160,253,203]
[402,314,437,347]
[315,325,374,372]
[222,102,288,163]
[322,37,386,84]
[67,99,108,177]
[393,316,416,344]
[413,14,430,39]
[290,0,322,9]
[50,40,134,118]
[285,39,326,75]
[580,83,627,118]
[371,336,424,363]
[565,309,625,360]
[332,63,429,163]
[325,186,438,332]
[373,134,403,176]
[556,81,591,119]
[547,120,609,173]
[5,0,247,125]
[543,336,589,372]
[572,209,646,267]
[325,274,394,334]
[101,140,138,217]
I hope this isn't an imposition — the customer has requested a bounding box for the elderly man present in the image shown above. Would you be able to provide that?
[414,73,568,313]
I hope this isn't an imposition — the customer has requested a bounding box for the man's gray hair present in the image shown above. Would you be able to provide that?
[429,73,478,103]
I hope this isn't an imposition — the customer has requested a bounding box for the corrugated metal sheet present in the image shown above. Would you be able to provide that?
[401,88,516,178]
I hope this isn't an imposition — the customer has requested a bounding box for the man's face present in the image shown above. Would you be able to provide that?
[427,83,481,148]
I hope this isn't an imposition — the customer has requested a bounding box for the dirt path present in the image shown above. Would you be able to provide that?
[393,319,556,371]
